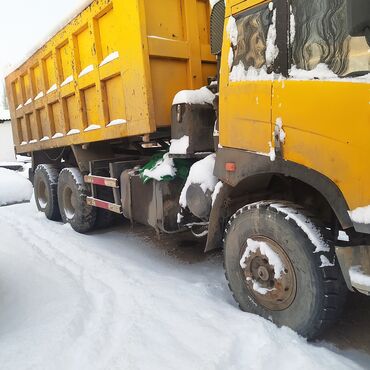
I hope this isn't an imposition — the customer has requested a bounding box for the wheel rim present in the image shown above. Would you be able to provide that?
[37,180,48,209]
[63,186,76,220]
[240,236,297,311]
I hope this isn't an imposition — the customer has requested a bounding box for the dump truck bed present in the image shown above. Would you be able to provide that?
[5,0,216,154]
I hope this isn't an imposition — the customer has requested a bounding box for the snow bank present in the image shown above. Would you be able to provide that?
[173,87,215,106]
[0,201,365,369]
[179,154,218,208]
[0,168,33,206]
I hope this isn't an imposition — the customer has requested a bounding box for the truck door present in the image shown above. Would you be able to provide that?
[219,1,274,154]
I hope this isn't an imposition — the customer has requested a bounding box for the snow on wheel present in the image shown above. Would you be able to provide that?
[34,164,61,221]
[224,201,347,339]
[57,168,96,233]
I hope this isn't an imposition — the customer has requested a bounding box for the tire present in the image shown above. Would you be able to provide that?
[34,164,61,221]
[224,201,347,339]
[57,168,96,233]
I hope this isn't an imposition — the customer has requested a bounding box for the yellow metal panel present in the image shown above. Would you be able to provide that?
[76,26,94,72]
[5,0,215,152]
[98,7,119,60]
[83,86,99,125]
[32,65,43,94]
[144,0,185,40]
[105,75,126,123]
[58,42,73,81]
[273,80,370,211]
[65,95,83,131]
[150,58,188,126]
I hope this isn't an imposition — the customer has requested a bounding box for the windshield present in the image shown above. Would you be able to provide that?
[290,0,370,77]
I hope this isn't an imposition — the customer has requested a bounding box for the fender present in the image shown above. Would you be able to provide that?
[205,148,353,252]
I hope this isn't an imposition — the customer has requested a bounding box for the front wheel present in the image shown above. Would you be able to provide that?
[224,201,347,339]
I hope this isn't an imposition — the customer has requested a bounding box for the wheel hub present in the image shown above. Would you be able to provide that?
[240,236,297,311]
[63,186,76,220]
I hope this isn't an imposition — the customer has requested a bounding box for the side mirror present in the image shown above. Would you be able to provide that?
[347,0,370,46]
[210,1,226,55]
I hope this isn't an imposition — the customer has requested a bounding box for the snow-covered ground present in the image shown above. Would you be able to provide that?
[0,199,368,370]
[0,168,32,206]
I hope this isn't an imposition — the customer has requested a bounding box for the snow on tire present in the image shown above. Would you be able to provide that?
[223,201,347,339]
[57,168,96,234]
[34,164,61,221]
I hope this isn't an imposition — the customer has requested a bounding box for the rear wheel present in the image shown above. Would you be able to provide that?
[34,164,61,220]
[58,168,96,233]
[224,201,347,339]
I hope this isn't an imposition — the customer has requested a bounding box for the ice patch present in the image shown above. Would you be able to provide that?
[230,63,273,82]
[99,51,119,67]
[67,129,80,135]
[289,64,338,80]
[240,238,285,279]
[348,205,370,224]
[265,9,278,66]
[289,5,296,44]
[179,154,218,208]
[169,136,189,155]
[268,142,276,161]
[34,91,44,100]
[338,230,350,242]
[211,181,223,206]
[84,124,101,132]
[320,255,334,268]
[52,132,64,139]
[142,153,177,181]
[209,0,224,8]
[46,84,57,94]
[173,87,215,106]
[61,75,73,87]
[226,16,238,46]
[275,117,286,143]
[107,119,127,127]
[228,47,234,69]
[79,64,93,77]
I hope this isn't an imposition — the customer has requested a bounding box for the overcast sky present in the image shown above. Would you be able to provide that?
[0,0,91,105]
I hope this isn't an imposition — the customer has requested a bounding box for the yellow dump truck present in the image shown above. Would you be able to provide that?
[5,0,370,339]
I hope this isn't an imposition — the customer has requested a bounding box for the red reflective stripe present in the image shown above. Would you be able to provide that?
[90,177,107,186]
[93,199,110,210]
